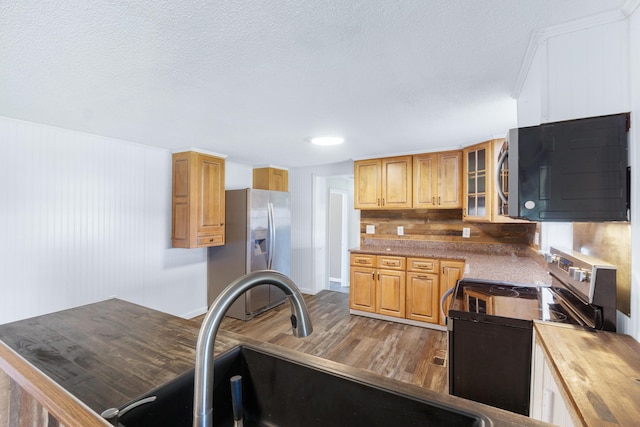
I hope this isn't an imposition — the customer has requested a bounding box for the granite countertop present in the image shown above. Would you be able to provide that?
[350,240,551,285]
[534,322,640,426]
[0,299,550,426]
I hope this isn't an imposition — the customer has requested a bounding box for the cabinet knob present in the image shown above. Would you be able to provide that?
[209,238,214,242]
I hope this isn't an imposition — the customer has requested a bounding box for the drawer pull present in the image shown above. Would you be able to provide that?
[358,259,369,264]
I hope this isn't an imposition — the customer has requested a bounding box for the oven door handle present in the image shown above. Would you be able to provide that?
[440,286,457,323]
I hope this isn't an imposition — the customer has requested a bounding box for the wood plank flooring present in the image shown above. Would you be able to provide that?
[195,290,448,393]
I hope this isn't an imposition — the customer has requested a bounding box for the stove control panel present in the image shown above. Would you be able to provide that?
[547,247,615,304]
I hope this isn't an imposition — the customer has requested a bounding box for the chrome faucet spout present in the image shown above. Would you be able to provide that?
[193,270,313,427]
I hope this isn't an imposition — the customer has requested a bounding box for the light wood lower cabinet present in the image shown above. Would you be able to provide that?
[349,254,406,318]
[350,253,464,326]
[376,269,406,318]
[440,260,465,325]
[406,257,440,323]
[350,266,377,313]
[406,271,439,323]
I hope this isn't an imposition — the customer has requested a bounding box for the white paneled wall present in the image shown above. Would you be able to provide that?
[514,5,640,339]
[517,19,630,126]
[545,20,630,122]
[0,117,208,323]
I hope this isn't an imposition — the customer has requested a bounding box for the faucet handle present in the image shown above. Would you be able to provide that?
[101,395,157,426]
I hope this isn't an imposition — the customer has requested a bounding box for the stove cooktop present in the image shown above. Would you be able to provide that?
[449,280,582,325]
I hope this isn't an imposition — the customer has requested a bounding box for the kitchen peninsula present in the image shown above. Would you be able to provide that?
[0,299,547,427]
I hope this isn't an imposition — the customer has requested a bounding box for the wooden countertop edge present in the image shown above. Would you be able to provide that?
[534,322,640,427]
[0,340,111,427]
[533,322,594,427]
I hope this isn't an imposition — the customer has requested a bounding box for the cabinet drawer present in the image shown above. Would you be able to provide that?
[377,256,405,270]
[197,234,224,247]
[351,254,376,267]
[407,257,439,273]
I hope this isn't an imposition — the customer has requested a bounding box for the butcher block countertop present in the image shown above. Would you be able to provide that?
[0,298,230,412]
[351,241,551,285]
[0,299,551,427]
[534,322,640,427]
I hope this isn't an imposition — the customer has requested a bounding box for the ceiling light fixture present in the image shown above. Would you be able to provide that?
[310,136,344,146]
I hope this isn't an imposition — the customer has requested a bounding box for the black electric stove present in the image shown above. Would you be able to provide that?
[447,248,617,416]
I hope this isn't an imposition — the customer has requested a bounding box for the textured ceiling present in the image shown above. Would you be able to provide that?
[0,0,626,167]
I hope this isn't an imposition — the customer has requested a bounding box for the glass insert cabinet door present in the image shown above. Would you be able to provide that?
[465,145,488,219]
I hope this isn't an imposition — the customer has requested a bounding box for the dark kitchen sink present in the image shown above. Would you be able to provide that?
[118,345,489,427]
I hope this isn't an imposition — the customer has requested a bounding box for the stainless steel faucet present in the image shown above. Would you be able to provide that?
[193,270,313,427]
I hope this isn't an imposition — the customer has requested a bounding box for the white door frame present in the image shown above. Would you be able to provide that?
[329,188,349,287]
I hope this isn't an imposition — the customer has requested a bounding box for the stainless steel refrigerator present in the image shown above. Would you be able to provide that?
[207,188,291,320]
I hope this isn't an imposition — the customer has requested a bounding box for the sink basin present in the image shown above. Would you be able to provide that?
[118,345,489,427]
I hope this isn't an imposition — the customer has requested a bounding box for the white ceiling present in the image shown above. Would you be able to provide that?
[0,0,626,168]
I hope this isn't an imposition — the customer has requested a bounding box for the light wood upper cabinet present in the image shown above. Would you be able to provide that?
[354,159,382,209]
[253,167,288,192]
[354,156,412,209]
[462,141,492,221]
[413,150,462,209]
[172,151,225,248]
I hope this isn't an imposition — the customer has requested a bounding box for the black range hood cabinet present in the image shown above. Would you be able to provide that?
[508,113,630,222]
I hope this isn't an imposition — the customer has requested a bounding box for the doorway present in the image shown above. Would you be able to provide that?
[311,175,358,295]
[328,188,349,293]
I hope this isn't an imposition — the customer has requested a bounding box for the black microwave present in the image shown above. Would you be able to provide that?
[508,112,630,222]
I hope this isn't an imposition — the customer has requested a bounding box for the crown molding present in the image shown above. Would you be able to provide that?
[512,6,634,98]
[622,0,640,16]
[172,147,228,158]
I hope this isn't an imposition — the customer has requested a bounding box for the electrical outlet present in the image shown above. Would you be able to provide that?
[534,232,540,246]
[397,226,404,236]
[366,225,375,234]
[462,227,471,238]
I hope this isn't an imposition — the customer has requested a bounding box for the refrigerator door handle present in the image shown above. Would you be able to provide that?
[267,202,275,269]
